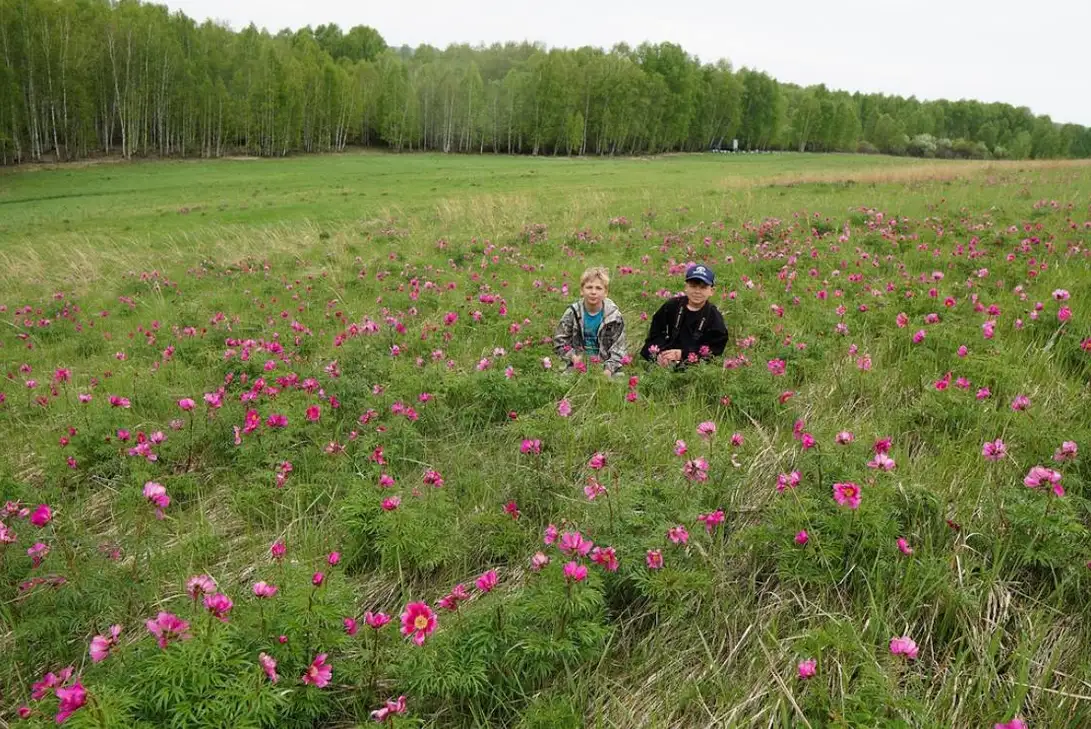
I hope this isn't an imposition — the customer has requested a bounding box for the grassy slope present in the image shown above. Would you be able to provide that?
[1,153,1090,728]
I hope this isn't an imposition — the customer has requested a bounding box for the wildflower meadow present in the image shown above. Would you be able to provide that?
[1,152,1090,727]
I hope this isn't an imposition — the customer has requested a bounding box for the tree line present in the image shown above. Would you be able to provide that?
[2,0,1089,165]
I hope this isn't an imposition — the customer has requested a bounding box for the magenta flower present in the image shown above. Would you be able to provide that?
[186,574,216,601]
[795,530,809,545]
[557,398,572,417]
[994,718,1027,729]
[370,695,408,723]
[381,496,400,511]
[590,546,619,572]
[776,471,801,493]
[1024,466,1063,496]
[1054,441,1078,462]
[897,538,913,555]
[730,432,744,447]
[328,551,341,566]
[344,617,358,636]
[683,458,709,482]
[27,541,49,567]
[1010,395,1031,411]
[912,329,926,344]
[476,569,499,592]
[674,439,688,456]
[833,482,861,509]
[265,413,288,428]
[54,681,87,724]
[400,602,437,646]
[645,549,663,569]
[982,439,1007,462]
[558,531,594,556]
[797,658,817,680]
[530,552,550,571]
[29,504,52,528]
[544,524,559,545]
[668,525,689,544]
[889,636,919,660]
[312,572,325,587]
[89,625,122,663]
[422,469,445,487]
[270,541,286,560]
[143,482,170,519]
[178,398,195,411]
[306,405,321,422]
[867,452,896,471]
[259,652,278,683]
[835,431,854,445]
[697,421,717,439]
[520,438,542,455]
[767,359,786,376]
[588,452,607,470]
[252,581,278,598]
[563,561,588,583]
[696,510,725,533]
[145,611,192,649]
[203,592,233,622]
[302,653,332,687]
[365,611,391,629]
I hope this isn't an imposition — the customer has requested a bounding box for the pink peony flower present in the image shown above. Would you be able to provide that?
[178,398,195,411]
[588,452,607,470]
[835,431,854,445]
[994,718,1027,729]
[365,611,392,629]
[897,538,913,555]
[344,617,358,635]
[795,530,809,545]
[54,681,87,724]
[401,602,437,646]
[203,592,233,622]
[674,439,688,457]
[475,569,499,592]
[557,398,572,417]
[520,439,542,455]
[668,525,689,544]
[544,524,559,545]
[1024,466,1063,496]
[370,695,408,722]
[1054,441,1078,462]
[259,652,278,683]
[889,636,919,660]
[982,439,1007,461]
[143,482,170,519]
[697,421,717,439]
[833,482,861,509]
[559,531,594,556]
[186,574,216,601]
[697,510,725,533]
[145,611,192,649]
[645,549,663,569]
[29,504,53,528]
[563,561,588,582]
[252,581,278,598]
[302,653,332,687]
[798,658,817,680]
[530,552,550,571]
[89,625,122,663]
[1010,395,1030,411]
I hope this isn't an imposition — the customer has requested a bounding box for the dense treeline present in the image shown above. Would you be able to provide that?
[2,0,1090,165]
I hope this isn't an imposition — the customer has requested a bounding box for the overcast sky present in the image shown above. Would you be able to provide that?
[165,0,1091,126]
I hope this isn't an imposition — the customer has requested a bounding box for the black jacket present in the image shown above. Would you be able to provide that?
[640,296,729,362]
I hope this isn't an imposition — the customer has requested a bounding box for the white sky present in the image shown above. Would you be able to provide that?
[165,0,1091,126]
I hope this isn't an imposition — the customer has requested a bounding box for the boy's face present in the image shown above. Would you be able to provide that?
[684,280,712,307]
[581,278,607,308]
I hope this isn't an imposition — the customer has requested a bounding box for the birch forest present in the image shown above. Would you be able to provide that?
[2,0,1090,165]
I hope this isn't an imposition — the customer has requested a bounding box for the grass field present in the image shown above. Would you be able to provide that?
[1,152,1091,728]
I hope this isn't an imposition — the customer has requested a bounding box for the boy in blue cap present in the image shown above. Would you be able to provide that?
[640,264,729,367]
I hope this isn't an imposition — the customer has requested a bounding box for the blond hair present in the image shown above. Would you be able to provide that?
[580,266,610,289]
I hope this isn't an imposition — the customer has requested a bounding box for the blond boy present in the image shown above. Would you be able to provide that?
[552,267,628,375]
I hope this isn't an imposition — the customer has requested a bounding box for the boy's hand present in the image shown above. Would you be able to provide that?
[656,349,682,367]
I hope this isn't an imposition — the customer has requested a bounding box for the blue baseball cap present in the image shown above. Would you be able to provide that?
[684,264,715,286]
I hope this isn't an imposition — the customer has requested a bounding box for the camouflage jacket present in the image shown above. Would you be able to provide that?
[552,298,628,373]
